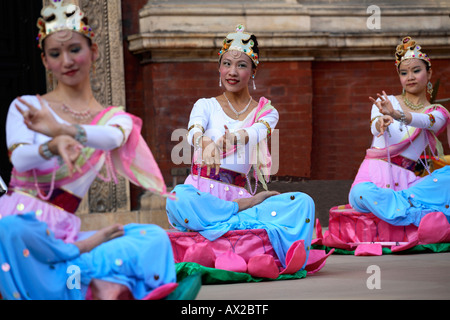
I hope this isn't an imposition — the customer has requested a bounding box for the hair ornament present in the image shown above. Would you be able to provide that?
[395,36,431,69]
[36,0,94,49]
[218,24,259,67]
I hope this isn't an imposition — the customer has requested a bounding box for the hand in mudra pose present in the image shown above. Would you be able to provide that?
[16,95,61,137]
[369,90,395,116]
[43,135,84,175]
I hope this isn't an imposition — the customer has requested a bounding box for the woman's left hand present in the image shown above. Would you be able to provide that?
[376,115,394,137]
[16,95,62,137]
[369,91,395,117]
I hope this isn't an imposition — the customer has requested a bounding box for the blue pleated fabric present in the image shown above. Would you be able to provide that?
[166,184,315,268]
[349,165,450,226]
[0,213,176,300]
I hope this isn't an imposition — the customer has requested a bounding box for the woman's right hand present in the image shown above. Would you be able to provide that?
[75,223,124,253]
[201,136,221,176]
[46,135,83,174]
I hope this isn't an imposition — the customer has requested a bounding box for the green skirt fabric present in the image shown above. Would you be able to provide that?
[175,243,450,285]
[175,262,307,284]
[312,243,450,255]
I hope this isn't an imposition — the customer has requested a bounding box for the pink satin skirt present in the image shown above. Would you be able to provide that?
[352,158,422,191]
[184,174,251,201]
[0,191,81,243]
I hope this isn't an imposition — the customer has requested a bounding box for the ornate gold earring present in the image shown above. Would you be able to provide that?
[91,62,97,77]
[427,81,433,96]
[48,70,53,84]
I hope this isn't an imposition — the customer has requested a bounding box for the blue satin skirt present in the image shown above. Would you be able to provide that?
[349,165,450,226]
[166,184,315,268]
[0,213,176,300]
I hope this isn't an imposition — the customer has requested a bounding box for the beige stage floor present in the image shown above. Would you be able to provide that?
[196,252,450,300]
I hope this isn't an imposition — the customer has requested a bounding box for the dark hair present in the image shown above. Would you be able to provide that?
[422,59,431,71]
[248,35,259,69]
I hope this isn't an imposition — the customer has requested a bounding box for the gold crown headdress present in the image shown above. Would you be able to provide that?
[218,24,259,67]
[36,0,94,49]
[395,36,431,69]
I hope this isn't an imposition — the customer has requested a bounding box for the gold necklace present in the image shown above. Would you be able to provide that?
[402,92,424,110]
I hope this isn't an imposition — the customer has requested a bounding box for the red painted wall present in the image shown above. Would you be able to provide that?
[311,60,450,180]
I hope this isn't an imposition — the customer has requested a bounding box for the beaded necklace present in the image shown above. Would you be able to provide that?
[53,94,95,122]
[61,103,93,121]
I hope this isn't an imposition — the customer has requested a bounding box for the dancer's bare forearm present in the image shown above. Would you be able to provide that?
[234,191,279,211]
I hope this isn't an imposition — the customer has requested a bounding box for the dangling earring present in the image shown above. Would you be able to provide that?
[48,70,54,85]
[46,69,55,90]
[252,75,256,90]
[402,87,406,95]
[91,62,97,79]
[427,81,433,96]
[219,76,222,87]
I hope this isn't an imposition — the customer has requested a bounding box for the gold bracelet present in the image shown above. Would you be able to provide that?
[40,141,55,160]
[256,120,271,136]
[188,124,205,134]
[370,116,381,127]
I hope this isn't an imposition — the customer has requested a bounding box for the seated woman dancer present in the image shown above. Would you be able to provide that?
[349,36,450,226]
[0,0,192,300]
[185,24,278,201]
[167,25,316,276]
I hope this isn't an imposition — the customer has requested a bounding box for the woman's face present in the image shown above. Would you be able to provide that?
[219,51,255,93]
[398,58,432,95]
[41,31,98,86]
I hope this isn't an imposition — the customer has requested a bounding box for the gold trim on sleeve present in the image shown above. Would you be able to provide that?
[8,143,31,159]
[256,120,271,136]
[109,124,127,147]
